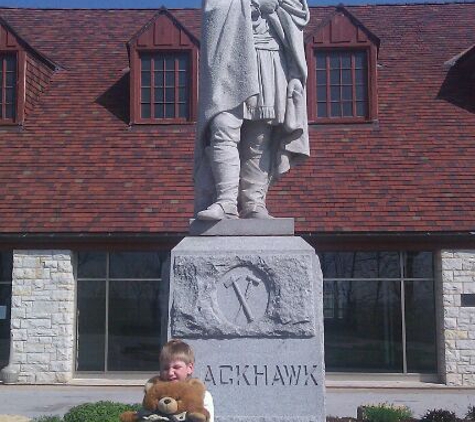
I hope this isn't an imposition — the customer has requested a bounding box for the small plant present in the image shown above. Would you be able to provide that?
[359,403,413,422]
[420,409,458,422]
[63,401,141,422]
[465,406,475,421]
[31,417,63,422]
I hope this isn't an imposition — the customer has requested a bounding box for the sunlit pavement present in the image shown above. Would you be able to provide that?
[1,383,475,419]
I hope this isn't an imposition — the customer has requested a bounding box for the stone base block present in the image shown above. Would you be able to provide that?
[189,218,294,236]
[168,236,325,422]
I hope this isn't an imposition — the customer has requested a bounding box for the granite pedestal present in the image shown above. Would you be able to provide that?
[168,220,325,422]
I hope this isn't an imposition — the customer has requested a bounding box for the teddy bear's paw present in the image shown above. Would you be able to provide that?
[120,411,139,422]
[187,412,208,422]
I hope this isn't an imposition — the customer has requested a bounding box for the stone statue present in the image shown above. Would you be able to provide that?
[194,0,310,220]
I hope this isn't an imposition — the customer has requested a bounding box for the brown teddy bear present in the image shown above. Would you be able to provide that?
[120,378,210,422]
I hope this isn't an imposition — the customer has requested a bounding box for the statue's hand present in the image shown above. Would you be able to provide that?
[287,79,304,97]
[257,0,280,15]
[284,79,305,133]
[245,94,259,110]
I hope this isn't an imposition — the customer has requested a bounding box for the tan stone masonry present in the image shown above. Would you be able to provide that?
[10,251,75,384]
[441,250,475,386]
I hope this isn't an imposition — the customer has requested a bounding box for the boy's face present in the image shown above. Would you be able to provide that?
[160,359,194,382]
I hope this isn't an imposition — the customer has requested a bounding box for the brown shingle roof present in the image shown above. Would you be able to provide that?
[0,4,474,235]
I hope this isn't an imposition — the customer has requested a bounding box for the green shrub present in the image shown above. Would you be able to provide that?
[360,403,413,422]
[31,417,63,422]
[465,406,475,421]
[63,401,141,422]
[420,409,458,422]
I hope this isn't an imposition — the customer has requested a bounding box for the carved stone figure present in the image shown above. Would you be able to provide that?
[194,0,310,220]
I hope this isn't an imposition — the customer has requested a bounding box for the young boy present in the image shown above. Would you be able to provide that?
[148,339,214,422]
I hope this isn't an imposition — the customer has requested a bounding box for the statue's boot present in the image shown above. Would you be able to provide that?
[196,112,242,221]
[239,121,273,219]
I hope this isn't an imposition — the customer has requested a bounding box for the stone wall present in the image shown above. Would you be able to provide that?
[10,250,75,383]
[441,250,475,386]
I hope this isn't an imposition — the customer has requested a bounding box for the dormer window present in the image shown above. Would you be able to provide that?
[128,10,199,125]
[0,53,16,122]
[0,18,56,126]
[307,8,379,124]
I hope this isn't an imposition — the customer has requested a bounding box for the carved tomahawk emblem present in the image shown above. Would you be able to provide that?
[224,274,262,324]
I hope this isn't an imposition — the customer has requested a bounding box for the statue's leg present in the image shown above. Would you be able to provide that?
[196,111,243,221]
[239,120,273,219]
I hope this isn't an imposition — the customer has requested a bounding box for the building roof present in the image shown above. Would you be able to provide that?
[0,3,474,236]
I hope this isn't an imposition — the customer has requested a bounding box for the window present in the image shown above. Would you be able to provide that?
[76,251,169,372]
[320,251,437,373]
[0,251,13,369]
[306,7,379,123]
[140,52,190,120]
[316,50,368,119]
[128,11,199,124]
[0,54,17,122]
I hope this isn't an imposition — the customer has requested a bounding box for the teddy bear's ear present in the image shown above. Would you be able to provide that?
[186,378,206,392]
[144,381,153,393]
[145,376,164,393]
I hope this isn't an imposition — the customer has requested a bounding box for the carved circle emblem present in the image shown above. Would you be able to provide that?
[217,266,269,326]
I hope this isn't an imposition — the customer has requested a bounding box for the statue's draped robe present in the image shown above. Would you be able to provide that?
[194,0,310,214]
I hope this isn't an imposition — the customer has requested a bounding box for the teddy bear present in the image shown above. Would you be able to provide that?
[120,378,210,422]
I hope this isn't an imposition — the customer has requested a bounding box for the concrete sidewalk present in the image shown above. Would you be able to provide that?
[0,384,143,419]
[1,383,475,420]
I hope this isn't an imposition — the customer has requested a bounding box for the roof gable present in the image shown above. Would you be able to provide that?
[308,5,380,49]
[127,7,199,52]
[0,15,58,70]
[0,17,20,50]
